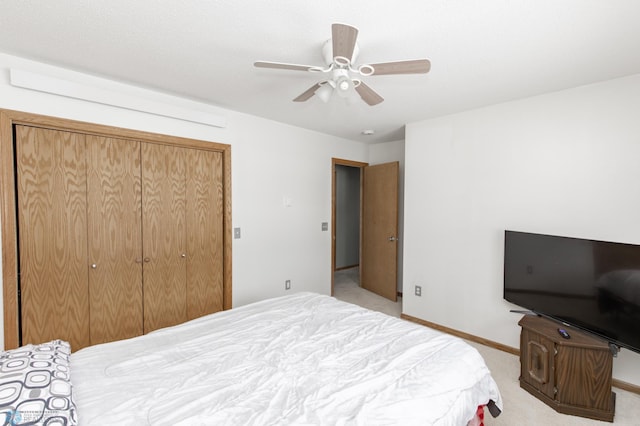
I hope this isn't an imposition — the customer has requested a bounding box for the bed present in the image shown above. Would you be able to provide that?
[1,292,502,425]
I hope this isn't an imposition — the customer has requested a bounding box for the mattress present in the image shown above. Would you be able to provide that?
[71,292,502,425]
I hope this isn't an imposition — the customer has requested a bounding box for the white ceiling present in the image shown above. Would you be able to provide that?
[1,1,640,143]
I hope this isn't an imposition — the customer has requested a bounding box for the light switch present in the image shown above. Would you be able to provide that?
[234,227,241,239]
[321,222,328,231]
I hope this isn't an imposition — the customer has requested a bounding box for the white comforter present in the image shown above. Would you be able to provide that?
[71,292,502,425]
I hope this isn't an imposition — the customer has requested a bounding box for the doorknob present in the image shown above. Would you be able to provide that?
[181,253,187,258]
[90,263,97,269]
[388,236,398,242]
[143,257,151,263]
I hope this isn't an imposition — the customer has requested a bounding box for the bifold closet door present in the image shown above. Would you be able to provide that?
[185,148,224,319]
[16,126,91,350]
[142,144,225,332]
[86,135,143,344]
[13,122,227,350]
[142,143,188,333]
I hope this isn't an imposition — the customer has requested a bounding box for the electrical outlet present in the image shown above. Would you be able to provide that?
[285,280,291,290]
[415,285,422,297]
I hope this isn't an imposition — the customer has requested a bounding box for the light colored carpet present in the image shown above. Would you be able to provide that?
[333,267,640,426]
[333,267,402,317]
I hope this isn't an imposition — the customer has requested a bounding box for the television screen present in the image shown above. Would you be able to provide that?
[504,230,640,353]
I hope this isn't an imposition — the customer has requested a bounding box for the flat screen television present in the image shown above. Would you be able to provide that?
[504,230,640,354]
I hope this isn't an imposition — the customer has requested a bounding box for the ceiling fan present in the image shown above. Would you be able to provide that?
[254,23,431,106]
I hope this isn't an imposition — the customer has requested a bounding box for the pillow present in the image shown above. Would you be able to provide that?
[0,340,77,425]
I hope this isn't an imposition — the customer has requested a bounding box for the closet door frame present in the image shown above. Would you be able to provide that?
[0,109,232,350]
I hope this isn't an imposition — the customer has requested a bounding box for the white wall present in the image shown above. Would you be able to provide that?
[0,53,368,348]
[369,140,405,292]
[403,73,640,386]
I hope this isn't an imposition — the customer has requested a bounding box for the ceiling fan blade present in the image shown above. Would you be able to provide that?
[355,82,384,106]
[369,59,431,75]
[254,61,319,72]
[332,23,358,62]
[293,83,322,102]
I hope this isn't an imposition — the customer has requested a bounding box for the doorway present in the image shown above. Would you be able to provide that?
[333,162,362,294]
[331,159,367,295]
[331,158,400,305]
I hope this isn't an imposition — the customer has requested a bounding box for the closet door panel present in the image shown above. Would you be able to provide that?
[186,149,224,319]
[87,135,143,344]
[16,126,90,350]
[142,143,187,333]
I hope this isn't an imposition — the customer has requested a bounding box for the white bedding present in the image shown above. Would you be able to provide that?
[71,292,502,425]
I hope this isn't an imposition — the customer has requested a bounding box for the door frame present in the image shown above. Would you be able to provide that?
[331,158,368,296]
[0,109,233,350]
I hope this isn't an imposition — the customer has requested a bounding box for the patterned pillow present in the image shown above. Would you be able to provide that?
[0,340,78,425]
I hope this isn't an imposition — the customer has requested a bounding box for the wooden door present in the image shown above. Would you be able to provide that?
[15,126,91,350]
[142,143,187,333]
[86,135,143,344]
[185,149,224,319]
[361,162,399,301]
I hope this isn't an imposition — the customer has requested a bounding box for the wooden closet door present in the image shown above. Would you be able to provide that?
[186,149,224,319]
[86,135,143,344]
[15,126,90,350]
[142,143,187,333]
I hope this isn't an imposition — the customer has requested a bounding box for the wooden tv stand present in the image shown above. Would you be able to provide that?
[518,315,615,422]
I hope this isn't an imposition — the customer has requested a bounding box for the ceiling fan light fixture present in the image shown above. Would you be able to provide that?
[315,83,333,103]
[335,76,353,97]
